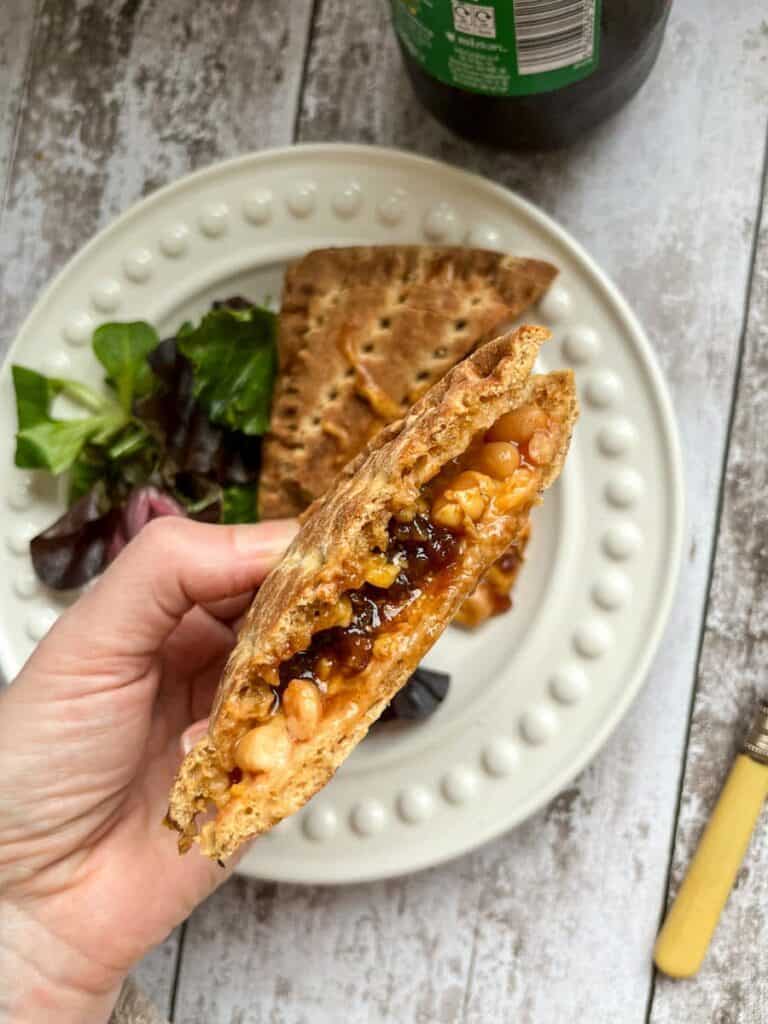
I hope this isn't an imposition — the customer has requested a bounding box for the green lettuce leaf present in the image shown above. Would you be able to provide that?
[92,321,159,412]
[221,483,259,524]
[107,424,153,461]
[177,306,277,436]
[12,365,128,475]
[13,365,60,430]
[13,365,109,427]
[69,448,108,504]
[16,418,121,474]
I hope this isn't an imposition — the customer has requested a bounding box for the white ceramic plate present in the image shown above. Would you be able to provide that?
[0,144,684,884]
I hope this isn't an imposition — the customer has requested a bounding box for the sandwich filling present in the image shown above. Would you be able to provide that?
[200,398,561,831]
[452,526,529,627]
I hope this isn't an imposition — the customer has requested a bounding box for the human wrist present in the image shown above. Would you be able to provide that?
[0,898,124,1024]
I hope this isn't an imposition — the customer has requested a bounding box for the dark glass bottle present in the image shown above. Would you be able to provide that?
[391,1,672,150]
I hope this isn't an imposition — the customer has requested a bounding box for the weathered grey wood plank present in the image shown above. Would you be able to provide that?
[0,1,315,1016]
[0,5,37,200]
[132,929,182,1022]
[174,3,768,1022]
[649,153,768,1023]
[0,0,315,355]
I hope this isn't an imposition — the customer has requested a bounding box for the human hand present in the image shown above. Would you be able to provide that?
[0,517,297,1024]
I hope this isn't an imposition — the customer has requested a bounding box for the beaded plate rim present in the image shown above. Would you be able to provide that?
[0,145,685,884]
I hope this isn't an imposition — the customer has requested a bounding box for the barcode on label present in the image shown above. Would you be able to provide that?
[514,0,596,75]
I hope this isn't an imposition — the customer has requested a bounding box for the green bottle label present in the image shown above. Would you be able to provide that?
[392,0,601,97]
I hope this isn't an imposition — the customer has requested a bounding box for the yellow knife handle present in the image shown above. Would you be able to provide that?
[654,753,768,978]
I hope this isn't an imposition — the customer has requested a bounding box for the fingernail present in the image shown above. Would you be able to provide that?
[181,718,209,755]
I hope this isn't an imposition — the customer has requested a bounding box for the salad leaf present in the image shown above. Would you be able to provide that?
[139,338,262,483]
[13,365,109,427]
[12,365,128,474]
[15,296,276,589]
[108,486,185,562]
[172,472,221,516]
[177,306,277,435]
[69,448,108,504]
[211,296,257,314]
[221,483,258,524]
[380,667,451,723]
[107,424,153,461]
[30,483,118,589]
[92,321,158,411]
[31,483,186,590]
[13,364,61,429]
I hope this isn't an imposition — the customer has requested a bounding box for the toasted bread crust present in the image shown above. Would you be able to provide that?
[167,326,577,859]
[259,246,557,518]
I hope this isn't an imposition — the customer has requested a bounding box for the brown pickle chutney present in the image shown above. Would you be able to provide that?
[277,515,460,692]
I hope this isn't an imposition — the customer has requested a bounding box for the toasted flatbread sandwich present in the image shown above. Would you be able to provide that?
[259,245,557,626]
[167,325,577,860]
[259,246,557,519]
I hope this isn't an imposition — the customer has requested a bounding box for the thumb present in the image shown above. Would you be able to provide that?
[34,517,297,674]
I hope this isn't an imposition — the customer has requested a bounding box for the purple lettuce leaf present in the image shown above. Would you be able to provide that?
[138,339,261,486]
[30,484,188,590]
[106,486,185,562]
[30,484,119,590]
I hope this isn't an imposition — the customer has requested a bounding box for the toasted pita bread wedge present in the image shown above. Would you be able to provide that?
[167,325,577,860]
[259,246,557,519]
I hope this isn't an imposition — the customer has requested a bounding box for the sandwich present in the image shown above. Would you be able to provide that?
[260,245,556,518]
[167,324,577,859]
[259,245,557,625]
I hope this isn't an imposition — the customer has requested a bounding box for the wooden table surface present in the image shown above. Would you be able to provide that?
[1,2,767,1021]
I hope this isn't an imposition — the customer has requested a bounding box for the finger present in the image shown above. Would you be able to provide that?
[138,742,257,915]
[190,661,230,724]
[231,610,249,635]
[200,590,255,624]
[162,606,235,677]
[152,607,234,741]
[38,518,297,671]
[162,608,238,731]
[171,648,234,744]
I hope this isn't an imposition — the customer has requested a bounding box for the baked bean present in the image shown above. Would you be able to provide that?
[232,689,275,722]
[526,429,556,466]
[432,470,493,527]
[283,679,322,741]
[431,495,464,530]
[448,470,492,521]
[473,441,520,480]
[456,490,486,522]
[495,468,537,513]
[449,469,491,491]
[486,406,548,444]
[235,717,291,773]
